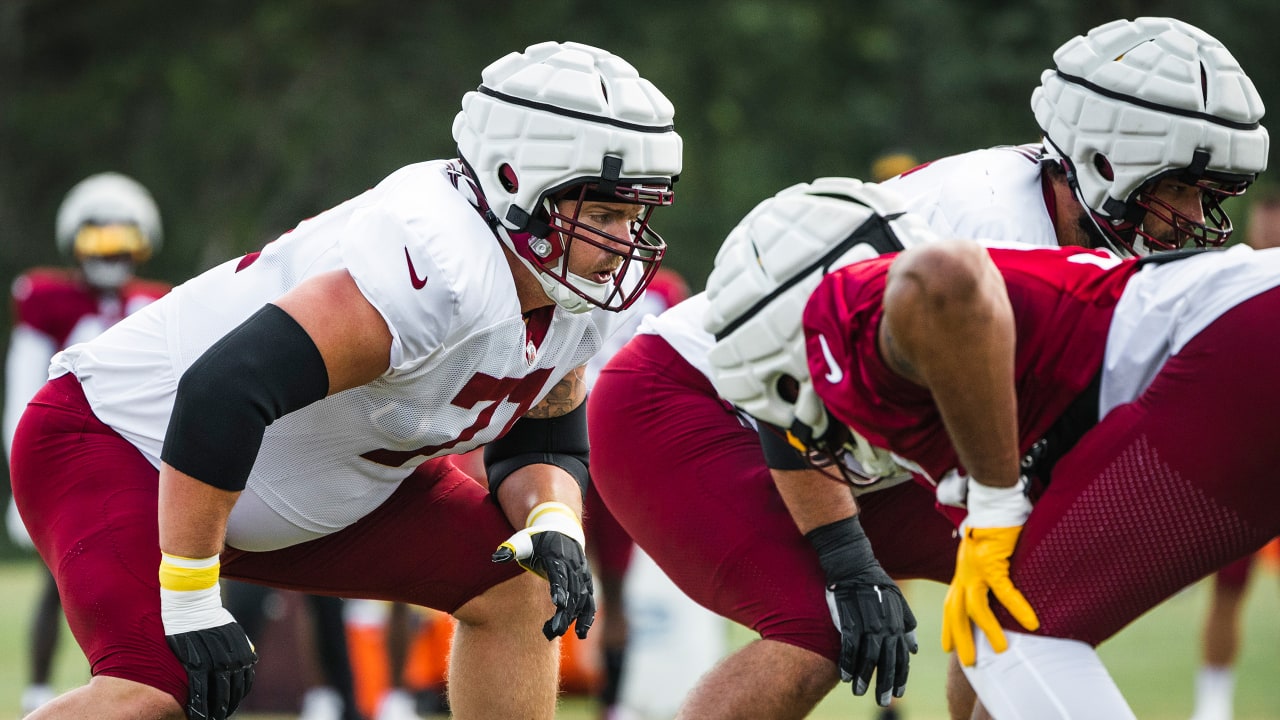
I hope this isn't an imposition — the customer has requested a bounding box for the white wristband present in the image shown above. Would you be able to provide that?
[962,479,1032,529]
[161,585,235,635]
[500,502,586,562]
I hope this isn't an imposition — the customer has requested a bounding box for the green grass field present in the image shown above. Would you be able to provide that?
[1,560,1276,719]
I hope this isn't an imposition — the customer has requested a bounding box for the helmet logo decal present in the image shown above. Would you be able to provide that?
[818,334,844,384]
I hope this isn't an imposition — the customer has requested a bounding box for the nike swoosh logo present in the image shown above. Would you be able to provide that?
[817,333,844,384]
[404,247,428,290]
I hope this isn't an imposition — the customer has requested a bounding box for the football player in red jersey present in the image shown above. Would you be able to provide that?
[9,41,680,720]
[706,183,1280,718]
[5,172,170,717]
[589,16,1267,720]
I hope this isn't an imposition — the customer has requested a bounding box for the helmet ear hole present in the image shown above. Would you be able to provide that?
[776,375,800,404]
[498,164,519,193]
[1092,153,1114,181]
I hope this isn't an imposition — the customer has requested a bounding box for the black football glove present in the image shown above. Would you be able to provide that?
[807,516,918,707]
[492,502,596,640]
[165,622,258,720]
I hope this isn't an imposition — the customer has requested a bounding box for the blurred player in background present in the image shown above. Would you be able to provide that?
[870,151,919,185]
[5,172,170,716]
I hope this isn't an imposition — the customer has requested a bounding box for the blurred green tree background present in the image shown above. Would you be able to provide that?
[0,3,1277,536]
[3,0,1276,290]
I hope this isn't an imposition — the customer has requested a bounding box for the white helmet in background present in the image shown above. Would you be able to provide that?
[453,41,683,313]
[704,177,935,485]
[56,172,162,290]
[1032,17,1268,256]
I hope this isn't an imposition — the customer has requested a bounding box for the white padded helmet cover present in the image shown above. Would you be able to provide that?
[452,41,682,232]
[1031,17,1268,220]
[704,178,936,432]
[55,172,163,256]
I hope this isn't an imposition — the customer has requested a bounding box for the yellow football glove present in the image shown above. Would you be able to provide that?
[940,479,1040,666]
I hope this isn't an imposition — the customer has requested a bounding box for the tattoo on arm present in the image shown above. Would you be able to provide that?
[526,366,586,418]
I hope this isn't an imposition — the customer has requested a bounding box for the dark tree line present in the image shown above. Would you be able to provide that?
[3,1,1276,289]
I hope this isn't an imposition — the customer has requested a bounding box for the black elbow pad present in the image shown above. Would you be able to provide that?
[161,304,329,491]
[484,400,590,497]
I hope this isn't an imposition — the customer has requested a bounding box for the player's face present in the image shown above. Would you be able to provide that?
[79,253,136,291]
[556,199,644,283]
[1140,177,1207,248]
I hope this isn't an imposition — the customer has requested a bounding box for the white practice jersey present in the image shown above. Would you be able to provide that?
[1102,244,1280,415]
[882,143,1057,247]
[643,143,1060,383]
[52,160,638,549]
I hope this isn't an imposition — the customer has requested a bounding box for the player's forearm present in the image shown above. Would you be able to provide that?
[881,241,1020,488]
[771,467,859,535]
[157,462,239,558]
[494,463,585,529]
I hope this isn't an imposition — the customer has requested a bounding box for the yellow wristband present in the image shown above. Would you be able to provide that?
[159,552,221,593]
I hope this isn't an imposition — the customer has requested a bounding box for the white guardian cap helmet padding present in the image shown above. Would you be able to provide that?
[704,178,935,485]
[1032,17,1268,255]
[453,41,682,313]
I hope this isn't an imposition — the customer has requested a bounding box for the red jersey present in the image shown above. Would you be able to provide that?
[803,245,1140,482]
[11,268,170,349]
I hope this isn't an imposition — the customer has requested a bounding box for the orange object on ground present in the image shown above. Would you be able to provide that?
[403,611,453,692]
[348,602,603,716]
[558,614,603,696]
[1262,537,1280,570]
[345,620,392,720]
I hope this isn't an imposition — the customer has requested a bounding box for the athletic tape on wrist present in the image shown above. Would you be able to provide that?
[159,552,220,591]
[526,501,586,548]
[159,553,234,634]
[963,479,1032,529]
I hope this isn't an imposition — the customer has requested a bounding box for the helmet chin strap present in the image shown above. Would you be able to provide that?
[449,160,596,313]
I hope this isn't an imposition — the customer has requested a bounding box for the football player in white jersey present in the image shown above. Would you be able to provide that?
[588,17,1266,720]
[4,172,170,717]
[8,41,681,720]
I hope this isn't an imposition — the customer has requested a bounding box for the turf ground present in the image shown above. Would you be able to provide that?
[1,560,1276,719]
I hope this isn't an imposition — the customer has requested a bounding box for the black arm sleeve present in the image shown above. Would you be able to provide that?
[484,400,590,497]
[161,304,330,491]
